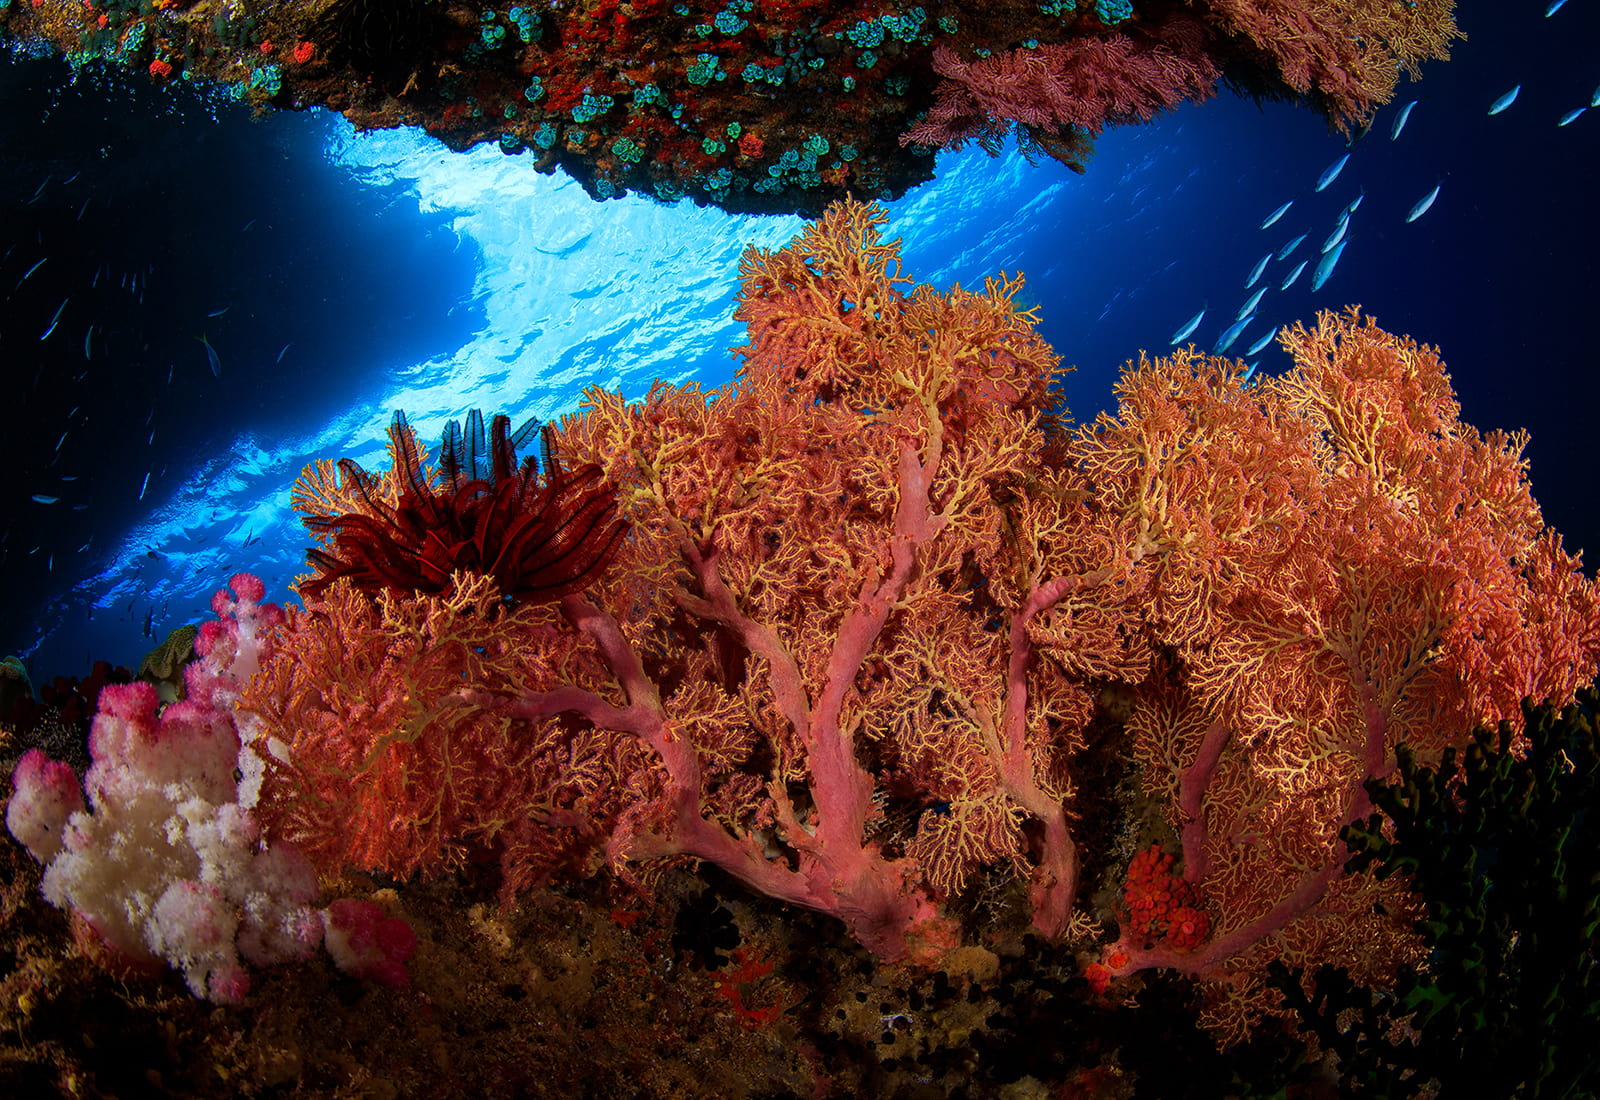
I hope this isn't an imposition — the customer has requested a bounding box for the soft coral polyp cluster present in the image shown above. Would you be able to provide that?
[1123,843,1210,951]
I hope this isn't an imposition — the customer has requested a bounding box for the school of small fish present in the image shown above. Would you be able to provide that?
[1166,48,1591,379]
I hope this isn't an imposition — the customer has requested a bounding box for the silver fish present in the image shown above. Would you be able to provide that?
[1260,201,1293,229]
[199,334,221,378]
[1488,85,1521,116]
[40,298,68,341]
[16,257,46,288]
[1245,328,1278,357]
[1245,252,1272,288]
[1321,215,1350,254]
[1406,184,1442,223]
[1215,314,1254,355]
[1391,100,1418,141]
[1170,308,1206,344]
[1311,240,1348,292]
[1315,154,1350,192]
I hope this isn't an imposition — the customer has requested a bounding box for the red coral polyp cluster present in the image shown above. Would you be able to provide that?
[1084,946,1131,995]
[1123,843,1209,952]
[298,411,627,606]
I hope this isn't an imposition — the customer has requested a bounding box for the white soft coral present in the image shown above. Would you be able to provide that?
[6,575,323,1002]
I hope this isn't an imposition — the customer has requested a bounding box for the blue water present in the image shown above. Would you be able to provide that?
[2,3,1596,682]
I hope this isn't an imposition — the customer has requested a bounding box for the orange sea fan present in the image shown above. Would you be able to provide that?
[245,572,659,890]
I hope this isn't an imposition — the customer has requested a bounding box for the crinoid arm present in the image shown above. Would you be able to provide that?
[298,410,627,606]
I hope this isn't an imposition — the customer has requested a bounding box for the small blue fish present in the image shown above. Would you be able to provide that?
[1171,308,1207,344]
[1280,259,1309,291]
[276,342,293,363]
[1321,214,1350,254]
[198,334,222,377]
[1244,252,1272,288]
[1591,84,1600,108]
[207,305,231,318]
[1406,184,1442,223]
[1391,99,1418,141]
[83,326,93,360]
[1310,239,1348,292]
[16,256,45,288]
[1559,108,1585,126]
[1260,201,1293,229]
[1241,360,1258,386]
[1215,315,1254,355]
[30,494,59,504]
[1546,0,1568,14]
[1488,85,1521,116]
[1275,233,1308,262]
[1315,153,1350,192]
[1346,192,1365,214]
[40,298,68,341]
[1245,328,1278,357]
[139,471,151,500]
[1237,286,1268,321]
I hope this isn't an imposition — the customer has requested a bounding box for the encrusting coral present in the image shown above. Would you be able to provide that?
[0,0,1462,213]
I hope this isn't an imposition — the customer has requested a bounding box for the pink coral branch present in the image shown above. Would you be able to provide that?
[471,576,943,959]
[999,564,1121,935]
[808,441,945,842]
[1107,688,1393,978]
[1177,718,1230,884]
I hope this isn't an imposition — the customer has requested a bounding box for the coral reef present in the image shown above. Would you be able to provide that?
[245,200,1598,1030]
[4,200,1595,1094]
[0,0,1461,214]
